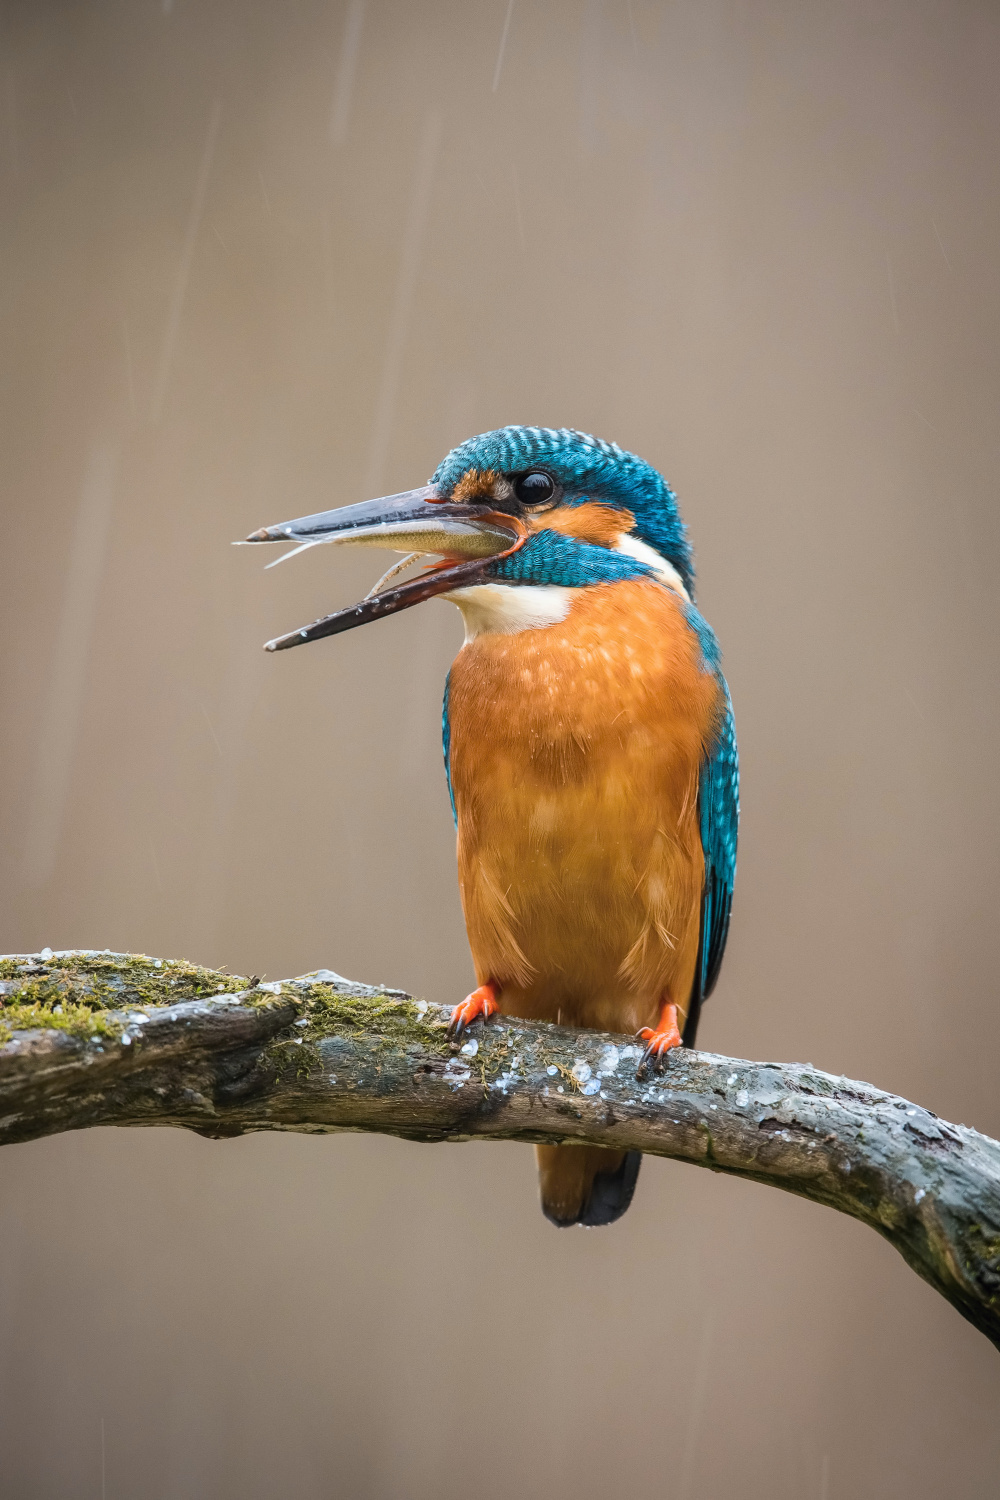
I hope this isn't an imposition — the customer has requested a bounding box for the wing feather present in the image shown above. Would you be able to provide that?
[442,670,457,827]
[683,680,739,1046]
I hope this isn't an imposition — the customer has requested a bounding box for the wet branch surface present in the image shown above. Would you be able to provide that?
[3,951,1000,1349]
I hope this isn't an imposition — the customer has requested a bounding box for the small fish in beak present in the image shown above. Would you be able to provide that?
[240,485,525,650]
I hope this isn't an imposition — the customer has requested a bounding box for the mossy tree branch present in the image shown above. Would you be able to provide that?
[3,950,1000,1349]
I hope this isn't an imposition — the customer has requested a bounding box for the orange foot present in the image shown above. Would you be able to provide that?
[449,982,500,1041]
[636,1000,683,1076]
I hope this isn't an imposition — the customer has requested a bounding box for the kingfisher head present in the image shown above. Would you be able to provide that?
[244,426,694,650]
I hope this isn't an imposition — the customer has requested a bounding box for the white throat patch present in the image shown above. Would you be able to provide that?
[444,583,574,641]
[614,534,690,599]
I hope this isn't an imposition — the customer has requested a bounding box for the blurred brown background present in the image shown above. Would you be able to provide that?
[1,0,999,1495]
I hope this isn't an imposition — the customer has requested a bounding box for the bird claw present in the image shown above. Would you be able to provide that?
[448,983,500,1040]
[635,1003,682,1077]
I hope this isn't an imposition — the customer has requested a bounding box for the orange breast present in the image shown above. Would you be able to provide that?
[446,578,724,1035]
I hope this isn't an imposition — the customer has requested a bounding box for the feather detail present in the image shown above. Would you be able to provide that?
[538,502,634,548]
[459,858,536,988]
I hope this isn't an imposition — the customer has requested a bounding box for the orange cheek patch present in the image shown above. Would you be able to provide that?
[537,503,635,548]
[452,468,503,503]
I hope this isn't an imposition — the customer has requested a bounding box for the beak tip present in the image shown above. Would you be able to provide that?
[246,527,274,543]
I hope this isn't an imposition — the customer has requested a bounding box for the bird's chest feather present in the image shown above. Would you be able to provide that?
[446,578,723,1012]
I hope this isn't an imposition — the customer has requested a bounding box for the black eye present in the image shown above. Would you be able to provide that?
[513,470,556,506]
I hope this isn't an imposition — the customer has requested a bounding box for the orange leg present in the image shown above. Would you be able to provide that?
[449,981,500,1040]
[636,997,683,1075]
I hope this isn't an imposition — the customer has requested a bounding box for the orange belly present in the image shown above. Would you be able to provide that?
[447,578,724,1036]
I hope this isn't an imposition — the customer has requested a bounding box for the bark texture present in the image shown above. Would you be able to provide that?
[3,951,999,1349]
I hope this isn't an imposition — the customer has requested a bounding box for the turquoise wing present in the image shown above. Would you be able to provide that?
[442,671,457,827]
[684,680,739,1045]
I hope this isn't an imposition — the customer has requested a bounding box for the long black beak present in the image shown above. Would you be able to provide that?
[242,485,525,651]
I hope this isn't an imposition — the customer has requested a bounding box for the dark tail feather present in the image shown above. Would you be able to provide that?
[536,1144,642,1228]
[578,1150,642,1226]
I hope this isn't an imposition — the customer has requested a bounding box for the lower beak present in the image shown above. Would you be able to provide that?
[241,485,524,650]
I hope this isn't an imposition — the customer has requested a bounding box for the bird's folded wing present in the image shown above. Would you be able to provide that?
[686,681,739,1044]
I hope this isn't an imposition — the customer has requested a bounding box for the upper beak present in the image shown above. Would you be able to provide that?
[242,485,525,651]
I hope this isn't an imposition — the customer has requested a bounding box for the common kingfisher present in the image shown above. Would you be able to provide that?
[246,427,738,1228]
